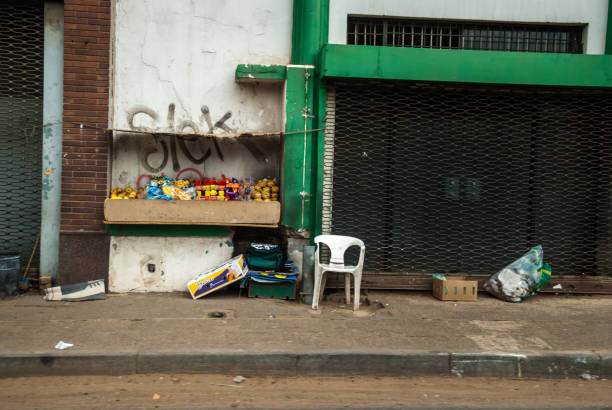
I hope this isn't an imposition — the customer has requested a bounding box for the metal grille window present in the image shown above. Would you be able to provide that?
[327,81,612,276]
[347,17,584,54]
[0,0,44,268]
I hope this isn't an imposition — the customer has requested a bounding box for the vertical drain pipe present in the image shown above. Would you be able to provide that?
[290,0,329,237]
[41,1,64,280]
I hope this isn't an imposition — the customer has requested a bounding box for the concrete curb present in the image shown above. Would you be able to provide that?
[1,350,610,379]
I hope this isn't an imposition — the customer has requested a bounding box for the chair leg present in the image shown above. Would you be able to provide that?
[353,271,362,312]
[320,272,328,305]
[312,266,322,310]
[344,273,351,304]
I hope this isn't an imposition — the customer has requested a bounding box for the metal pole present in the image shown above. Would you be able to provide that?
[41,1,64,279]
[301,245,315,304]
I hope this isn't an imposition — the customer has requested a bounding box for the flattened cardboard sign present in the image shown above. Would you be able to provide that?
[187,254,248,299]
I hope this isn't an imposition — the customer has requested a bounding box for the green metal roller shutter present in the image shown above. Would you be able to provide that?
[326,81,612,276]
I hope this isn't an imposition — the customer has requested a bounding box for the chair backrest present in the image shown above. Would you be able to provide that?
[314,235,365,266]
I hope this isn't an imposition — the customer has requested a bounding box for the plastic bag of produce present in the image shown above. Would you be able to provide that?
[484,245,551,302]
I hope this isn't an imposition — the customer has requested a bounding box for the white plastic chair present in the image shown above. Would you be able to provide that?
[312,235,366,311]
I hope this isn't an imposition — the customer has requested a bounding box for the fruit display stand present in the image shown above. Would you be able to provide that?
[104,199,280,227]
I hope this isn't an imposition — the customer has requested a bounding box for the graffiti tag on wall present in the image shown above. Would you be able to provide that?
[126,103,268,172]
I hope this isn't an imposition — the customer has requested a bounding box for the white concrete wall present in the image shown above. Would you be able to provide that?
[112,0,292,186]
[109,0,292,293]
[329,0,609,54]
[109,235,235,292]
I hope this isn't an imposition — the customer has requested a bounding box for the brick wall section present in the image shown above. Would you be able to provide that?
[61,0,111,232]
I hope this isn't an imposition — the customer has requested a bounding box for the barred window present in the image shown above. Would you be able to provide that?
[347,17,584,54]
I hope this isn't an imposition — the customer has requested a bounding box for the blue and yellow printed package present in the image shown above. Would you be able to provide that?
[187,255,248,299]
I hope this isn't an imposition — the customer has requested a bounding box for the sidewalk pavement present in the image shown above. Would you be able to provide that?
[1,287,611,379]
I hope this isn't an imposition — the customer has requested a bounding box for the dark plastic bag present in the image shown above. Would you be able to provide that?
[246,243,283,271]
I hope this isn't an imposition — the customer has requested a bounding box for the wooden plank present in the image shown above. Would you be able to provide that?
[104,199,280,226]
[325,273,612,295]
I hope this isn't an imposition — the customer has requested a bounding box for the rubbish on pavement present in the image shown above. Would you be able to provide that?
[54,341,74,350]
[580,373,597,381]
[152,393,160,400]
[38,275,53,293]
[484,245,551,302]
[552,284,563,290]
[432,275,478,301]
[44,279,106,301]
[233,376,246,383]
[187,255,248,299]
[212,384,241,388]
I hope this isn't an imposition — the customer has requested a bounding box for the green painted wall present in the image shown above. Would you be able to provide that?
[321,44,612,87]
[282,66,315,232]
[106,225,231,237]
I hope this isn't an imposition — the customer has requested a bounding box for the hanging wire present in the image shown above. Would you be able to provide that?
[6,120,325,143]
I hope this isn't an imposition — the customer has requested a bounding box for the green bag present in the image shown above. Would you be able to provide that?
[246,243,283,272]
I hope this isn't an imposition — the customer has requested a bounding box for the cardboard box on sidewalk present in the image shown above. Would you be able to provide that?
[187,255,248,299]
[433,276,478,301]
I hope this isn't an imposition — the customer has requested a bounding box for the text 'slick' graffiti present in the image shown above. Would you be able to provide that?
[127,103,268,172]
